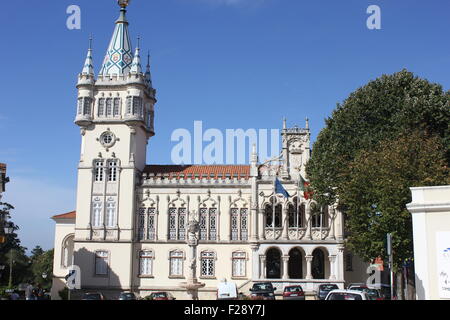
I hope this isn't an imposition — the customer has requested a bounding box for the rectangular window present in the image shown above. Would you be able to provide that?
[132,97,142,116]
[209,208,217,241]
[95,251,109,275]
[169,208,177,240]
[126,97,132,115]
[98,98,105,117]
[108,161,118,182]
[77,98,83,115]
[178,208,186,240]
[138,208,145,241]
[147,208,156,240]
[106,98,113,117]
[139,251,154,276]
[170,251,184,277]
[232,252,246,277]
[113,98,121,117]
[201,252,215,277]
[231,208,239,241]
[199,208,207,241]
[240,208,248,241]
[95,161,105,182]
[83,97,92,116]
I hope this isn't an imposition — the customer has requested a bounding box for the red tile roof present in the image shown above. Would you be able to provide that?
[143,165,251,180]
[52,211,76,220]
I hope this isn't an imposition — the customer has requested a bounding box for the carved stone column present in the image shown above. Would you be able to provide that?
[282,206,289,240]
[259,255,266,279]
[258,209,266,240]
[329,255,337,280]
[337,246,345,281]
[305,255,313,280]
[327,206,336,240]
[282,255,290,280]
[306,204,312,240]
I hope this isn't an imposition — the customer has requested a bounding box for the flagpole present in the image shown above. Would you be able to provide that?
[273,175,276,239]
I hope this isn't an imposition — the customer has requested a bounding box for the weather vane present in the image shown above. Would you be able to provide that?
[117,0,131,8]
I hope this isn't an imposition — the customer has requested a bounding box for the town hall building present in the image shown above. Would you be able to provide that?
[51,1,367,300]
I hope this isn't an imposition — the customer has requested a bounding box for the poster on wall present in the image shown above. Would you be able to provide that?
[436,232,450,299]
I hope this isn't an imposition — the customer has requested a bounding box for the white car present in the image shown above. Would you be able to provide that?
[325,289,369,300]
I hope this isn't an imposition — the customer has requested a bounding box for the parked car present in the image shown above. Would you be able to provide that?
[282,285,305,300]
[346,285,383,300]
[325,289,369,300]
[217,279,238,300]
[82,292,105,300]
[347,283,366,290]
[146,292,176,300]
[316,283,339,300]
[249,282,275,300]
[119,291,137,300]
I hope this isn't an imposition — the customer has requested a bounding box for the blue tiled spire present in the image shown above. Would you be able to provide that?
[99,4,133,76]
[145,52,153,88]
[81,37,94,75]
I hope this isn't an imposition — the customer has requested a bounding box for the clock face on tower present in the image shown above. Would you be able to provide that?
[99,131,116,149]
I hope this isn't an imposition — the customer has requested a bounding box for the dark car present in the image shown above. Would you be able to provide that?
[249,282,275,300]
[147,292,176,300]
[119,292,137,300]
[316,284,339,300]
[82,292,105,300]
[282,285,305,300]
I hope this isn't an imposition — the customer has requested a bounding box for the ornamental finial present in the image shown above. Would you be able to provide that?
[118,0,131,8]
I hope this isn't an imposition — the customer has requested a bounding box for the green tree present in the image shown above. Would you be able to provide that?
[30,248,53,289]
[342,131,449,268]
[306,70,450,206]
[306,70,450,297]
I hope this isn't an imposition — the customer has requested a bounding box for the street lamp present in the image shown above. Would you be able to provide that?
[42,273,48,280]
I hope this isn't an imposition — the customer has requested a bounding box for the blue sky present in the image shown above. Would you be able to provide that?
[0,0,449,252]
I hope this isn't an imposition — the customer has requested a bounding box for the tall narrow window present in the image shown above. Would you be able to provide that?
[113,98,121,117]
[108,161,118,182]
[169,250,184,277]
[77,98,83,115]
[105,199,116,227]
[147,208,156,240]
[178,208,186,240]
[92,199,103,227]
[94,160,105,182]
[240,208,248,241]
[138,208,146,241]
[133,96,143,116]
[95,251,109,275]
[106,98,113,117]
[200,251,215,278]
[139,251,154,276]
[126,96,133,115]
[83,97,92,116]
[209,208,217,241]
[169,208,177,240]
[199,208,208,240]
[231,208,239,241]
[98,98,105,117]
[232,252,246,278]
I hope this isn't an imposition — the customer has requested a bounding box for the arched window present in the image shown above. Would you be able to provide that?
[139,250,154,276]
[92,197,103,227]
[288,197,305,228]
[61,235,74,268]
[105,198,116,227]
[265,197,282,228]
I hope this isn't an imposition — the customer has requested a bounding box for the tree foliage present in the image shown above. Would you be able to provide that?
[306,70,450,269]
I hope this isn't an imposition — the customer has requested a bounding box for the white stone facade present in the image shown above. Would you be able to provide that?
[51,3,367,300]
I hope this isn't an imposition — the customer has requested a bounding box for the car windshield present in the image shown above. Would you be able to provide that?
[153,293,167,298]
[253,283,272,291]
[321,285,338,291]
[120,293,135,298]
[328,293,363,300]
[285,286,303,292]
[84,293,101,300]
[350,286,367,292]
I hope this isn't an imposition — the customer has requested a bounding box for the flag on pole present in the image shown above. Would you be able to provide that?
[275,178,290,198]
